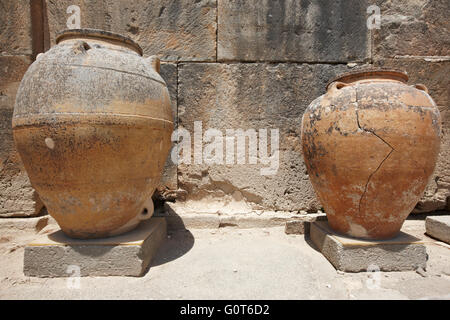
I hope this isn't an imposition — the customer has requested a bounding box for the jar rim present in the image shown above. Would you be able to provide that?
[326,68,409,90]
[56,28,143,56]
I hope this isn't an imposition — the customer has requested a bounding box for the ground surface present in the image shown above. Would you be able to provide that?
[0,218,449,300]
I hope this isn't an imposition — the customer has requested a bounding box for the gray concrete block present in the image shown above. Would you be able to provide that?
[310,221,427,272]
[24,217,167,277]
[426,216,450,244]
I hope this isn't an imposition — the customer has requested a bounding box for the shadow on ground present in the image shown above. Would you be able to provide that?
[147,208,195,271]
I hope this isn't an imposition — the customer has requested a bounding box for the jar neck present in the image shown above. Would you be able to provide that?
[56,29,143,56]
[327,70,409,89]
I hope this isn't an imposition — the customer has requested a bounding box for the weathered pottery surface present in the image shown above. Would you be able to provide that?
[12,29,173,239]
[301,69,441,239]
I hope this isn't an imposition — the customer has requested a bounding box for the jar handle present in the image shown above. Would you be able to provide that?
[414,84,428,93]
[139,198,154,220]
[71,40,91,54]
[146,55,160,74]
[327,81,349,93]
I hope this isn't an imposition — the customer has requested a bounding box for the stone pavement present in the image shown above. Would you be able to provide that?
[0,217,449,300]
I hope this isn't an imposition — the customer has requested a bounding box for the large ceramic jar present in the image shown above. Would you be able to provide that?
[301,69,441,239]
[13,29,173,239]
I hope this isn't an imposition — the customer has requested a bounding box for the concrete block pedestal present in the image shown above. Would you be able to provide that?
[310,221,427,272]
[24,218,167,277]
[425,216,450,244]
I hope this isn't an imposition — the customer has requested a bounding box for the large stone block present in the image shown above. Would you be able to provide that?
[417,126,450,212]
[374,58,449,107]
[158,63,178,193]
[372,0,450,58]
[0,56,31,107]
[218,0,370,62]
[45,0,217,61]
[0,55,43,217]
[0,0,33,56]
[177,62,358,211]
[160,63,178,122]
[163,202,322,229]
[0,215,50,235]
[374,58,450,212]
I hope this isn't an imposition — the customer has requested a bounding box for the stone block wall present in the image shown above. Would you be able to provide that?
[0,0,448,216]
[0,0,43,216]
[371,0,450,213]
